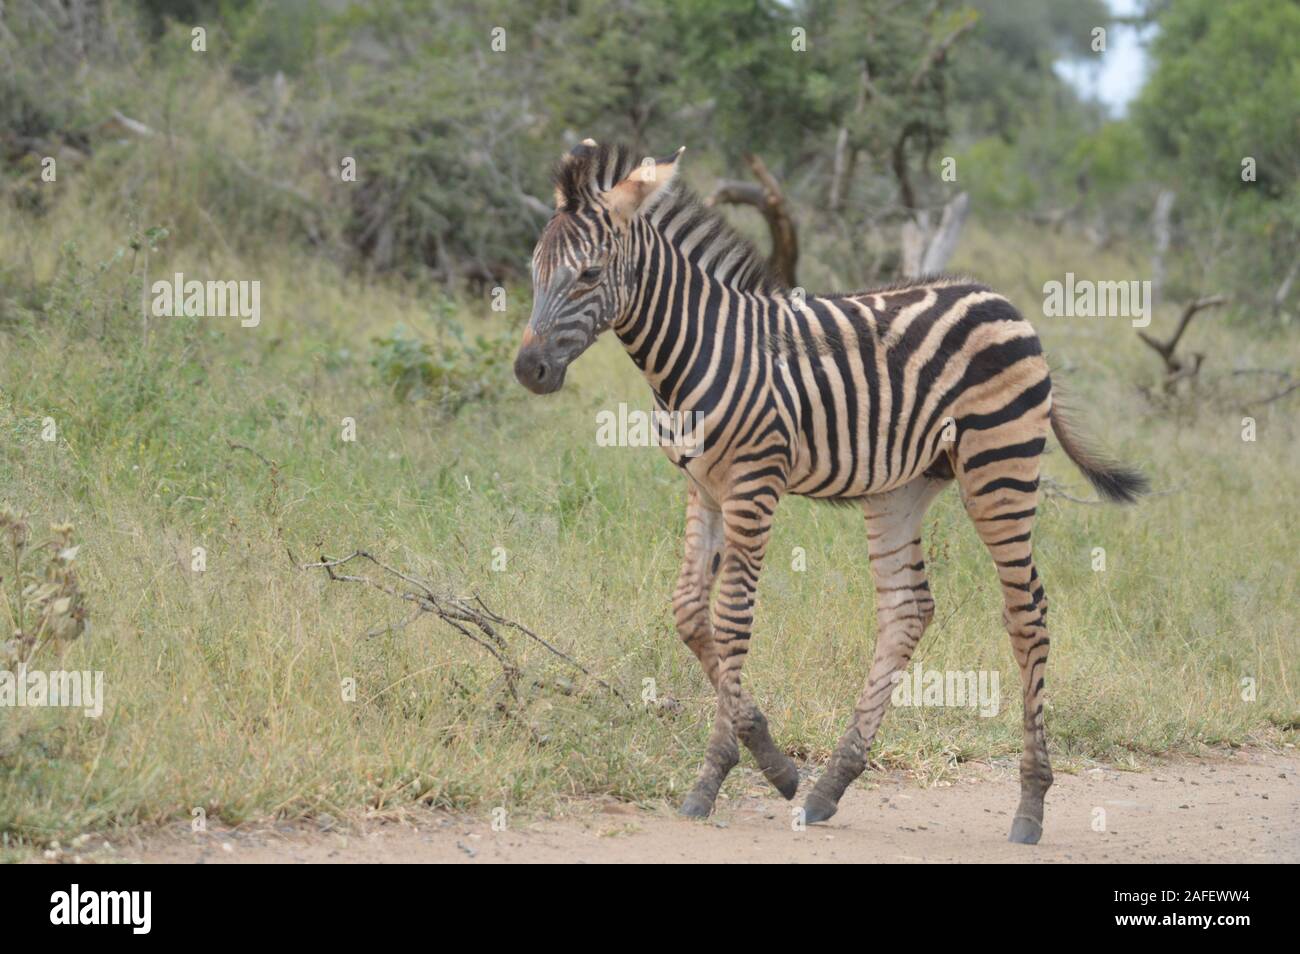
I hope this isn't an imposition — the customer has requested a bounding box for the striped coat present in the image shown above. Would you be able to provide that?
[515,141,1144,843]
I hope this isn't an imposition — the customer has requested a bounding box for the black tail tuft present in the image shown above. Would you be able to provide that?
[1077,462,1149,505]
[1049,403,1148,505]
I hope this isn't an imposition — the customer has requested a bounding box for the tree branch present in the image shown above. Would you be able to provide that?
[707,154,799,286]
[1136,294,1227,376]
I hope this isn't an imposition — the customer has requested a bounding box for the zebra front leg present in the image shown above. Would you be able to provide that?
[804,477,948,823]
[680,492,796,816]
[675,485,739,817]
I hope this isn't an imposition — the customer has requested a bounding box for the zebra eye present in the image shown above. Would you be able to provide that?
[579,266,603,283]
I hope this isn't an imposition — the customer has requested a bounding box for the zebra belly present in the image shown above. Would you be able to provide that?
[783,415,950,500]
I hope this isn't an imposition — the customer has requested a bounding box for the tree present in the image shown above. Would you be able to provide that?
[1134,0,1300,317]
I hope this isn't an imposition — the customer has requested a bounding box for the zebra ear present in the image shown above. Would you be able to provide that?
[555,139,601,209]
[603,147,684,225]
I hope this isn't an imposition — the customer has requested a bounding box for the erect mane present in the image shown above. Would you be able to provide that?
[551,141,783,295]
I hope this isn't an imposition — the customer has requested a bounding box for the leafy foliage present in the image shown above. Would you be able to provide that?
[370,300,514,411]
[1132,0,1300,314]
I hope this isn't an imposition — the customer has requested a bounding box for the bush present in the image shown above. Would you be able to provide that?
[370,298,514,412]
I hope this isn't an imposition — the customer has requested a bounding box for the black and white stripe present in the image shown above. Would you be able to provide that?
[516,142,1146,842]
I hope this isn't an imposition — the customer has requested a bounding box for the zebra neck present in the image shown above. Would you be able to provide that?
[614,226,776,411]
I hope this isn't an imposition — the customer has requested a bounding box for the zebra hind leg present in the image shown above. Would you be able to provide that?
[803,476,949,823]
[957,440,1053,844]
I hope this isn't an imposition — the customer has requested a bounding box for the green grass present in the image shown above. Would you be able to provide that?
[0,196,1297,857]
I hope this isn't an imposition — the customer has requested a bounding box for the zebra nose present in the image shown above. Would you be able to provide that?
[514,346,560,394]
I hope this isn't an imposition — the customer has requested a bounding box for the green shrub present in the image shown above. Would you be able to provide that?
[370,298,514,411]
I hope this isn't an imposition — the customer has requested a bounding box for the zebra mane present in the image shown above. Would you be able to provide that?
[552,141,782,295]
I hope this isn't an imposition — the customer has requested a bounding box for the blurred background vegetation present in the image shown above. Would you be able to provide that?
[2,0,1297,308]
[0,1,1296,850]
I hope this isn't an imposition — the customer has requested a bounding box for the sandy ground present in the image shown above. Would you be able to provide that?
[83,747,1297,864]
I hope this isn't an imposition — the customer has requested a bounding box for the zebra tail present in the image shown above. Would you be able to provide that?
[1049,401,1149,504]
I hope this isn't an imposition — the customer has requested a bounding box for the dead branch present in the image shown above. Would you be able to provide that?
[900,191,969,278]
[709,181,766,207]
[1151,189,1175,306]
[829,60,874,212]
[1230,368,1292,379]
[1137,295,1227,386]
[890,120,923,214]
[516,191,552,219]
[920,192,968,274]
[225,438,278,471]
[292,549,627,707]
[1039,476,1103,506]
[1227,367,1299,407]
[707,154,798,286]
[1274,254,1299,317]
[1042,476,1182,506]
[885,15,976,234]
[105,108,154,138]
[1241,378,1300,410]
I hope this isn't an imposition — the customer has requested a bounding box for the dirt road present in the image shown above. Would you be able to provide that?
[96,747,1297,864]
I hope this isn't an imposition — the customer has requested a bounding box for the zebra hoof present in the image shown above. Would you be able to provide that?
[763,758,800,801]
[801,791,839,825]
[679,792,715,818]
[1008,814,1043,845]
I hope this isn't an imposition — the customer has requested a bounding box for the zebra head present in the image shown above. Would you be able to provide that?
[515,140,683,394]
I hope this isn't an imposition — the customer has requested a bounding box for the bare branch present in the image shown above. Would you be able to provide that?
[919,192,969,274]
[517,191,552,219]
[1040,477,1103,506]
[1137,295,1227,380]
[707,153,799,286]
[1042,476,1183,505]
[890,120,922,213]
[708,181,766,207]
[1241,378,1300,410]
[225,439,278,471]
[1274,255,1300,316]
[829,60,873,212]
[105,109,154,138]
[293,549,628,707]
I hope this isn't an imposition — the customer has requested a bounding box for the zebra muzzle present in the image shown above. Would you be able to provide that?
[514,343,567,395]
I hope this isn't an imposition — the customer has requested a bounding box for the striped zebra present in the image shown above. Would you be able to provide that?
[514,140,1146,844]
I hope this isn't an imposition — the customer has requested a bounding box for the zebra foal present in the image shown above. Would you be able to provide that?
[514,141,1145,843]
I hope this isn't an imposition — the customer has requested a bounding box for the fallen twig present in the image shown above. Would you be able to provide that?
[226,438,278,470]
[291,548,627,707]
[1041,476,1183,506]
[1040,477,1103,506]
